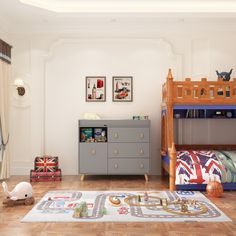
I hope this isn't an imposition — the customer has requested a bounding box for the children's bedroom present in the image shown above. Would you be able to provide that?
[0,0,236,235]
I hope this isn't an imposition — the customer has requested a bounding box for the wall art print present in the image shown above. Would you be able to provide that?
[112,76,133,102]
[86,76,106,102]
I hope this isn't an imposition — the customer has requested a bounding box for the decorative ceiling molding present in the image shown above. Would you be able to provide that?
[19,0,236,13]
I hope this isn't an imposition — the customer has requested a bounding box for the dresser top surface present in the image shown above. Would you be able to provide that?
[79,119,150,127]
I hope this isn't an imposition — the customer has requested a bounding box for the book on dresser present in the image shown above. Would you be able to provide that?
[78,119,150,181]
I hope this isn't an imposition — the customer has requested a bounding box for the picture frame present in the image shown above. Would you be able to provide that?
[112,76,133,102]
[86,76,106,102]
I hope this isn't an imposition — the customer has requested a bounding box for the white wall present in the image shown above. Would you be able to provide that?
[0,22,11,43]
[44,39,180,174]
[10,29,236,175]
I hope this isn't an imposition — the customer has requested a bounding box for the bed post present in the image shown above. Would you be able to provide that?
[166,69,176,191]
[161,114,167,176]
[166,69,174,149]
[169,142,177,191]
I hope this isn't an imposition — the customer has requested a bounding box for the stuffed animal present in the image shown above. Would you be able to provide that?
[2,181,34,206]
[216,69,233,81]
[83,113,101,120]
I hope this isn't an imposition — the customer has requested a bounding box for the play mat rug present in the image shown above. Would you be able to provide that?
[21,190,231,222]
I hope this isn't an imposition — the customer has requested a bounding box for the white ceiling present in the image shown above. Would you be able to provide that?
[1,0,236,35]
[18,0,236,13]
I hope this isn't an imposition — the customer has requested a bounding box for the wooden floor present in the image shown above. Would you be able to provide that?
[0,175,236,236]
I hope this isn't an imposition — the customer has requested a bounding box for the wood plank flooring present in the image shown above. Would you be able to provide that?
[0,175,236,236]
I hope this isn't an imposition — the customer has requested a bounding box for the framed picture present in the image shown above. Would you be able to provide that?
[86,76,106,102]
[112,76,133,102]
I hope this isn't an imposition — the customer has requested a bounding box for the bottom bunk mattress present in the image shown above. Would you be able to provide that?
[174,150,236,190]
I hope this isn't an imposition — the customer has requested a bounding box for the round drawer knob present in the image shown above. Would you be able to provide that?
[139,133,144,139]
[114,132,119,139]
[114,164,118,169]
[140,149,144,155]
[140,163,144,169]
[114,149,119,155]
[91,149,96,155]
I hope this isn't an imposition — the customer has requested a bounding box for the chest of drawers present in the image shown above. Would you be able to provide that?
[79,120,150,181]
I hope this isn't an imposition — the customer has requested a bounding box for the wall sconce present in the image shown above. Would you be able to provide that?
[14,79,25,96]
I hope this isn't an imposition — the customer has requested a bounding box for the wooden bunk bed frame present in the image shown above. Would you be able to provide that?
[161,69,236,191]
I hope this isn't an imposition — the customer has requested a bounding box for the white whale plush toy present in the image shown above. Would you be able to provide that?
[2,181,33,201]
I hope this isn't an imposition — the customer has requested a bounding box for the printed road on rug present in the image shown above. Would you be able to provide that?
[21,190,231,222]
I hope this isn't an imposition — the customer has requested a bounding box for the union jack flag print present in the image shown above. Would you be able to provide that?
[34,156,58,172]
[176,150,223,185]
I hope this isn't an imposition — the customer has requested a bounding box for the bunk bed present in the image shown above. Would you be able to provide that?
[161,69,236,191]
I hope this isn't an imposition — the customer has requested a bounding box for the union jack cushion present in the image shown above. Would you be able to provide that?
[175,150,223,185]
[34,156,58,172]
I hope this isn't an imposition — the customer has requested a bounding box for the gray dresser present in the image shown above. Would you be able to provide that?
[79,120,150,181]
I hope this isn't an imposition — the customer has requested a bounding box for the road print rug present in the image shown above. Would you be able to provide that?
[21,190,231,222]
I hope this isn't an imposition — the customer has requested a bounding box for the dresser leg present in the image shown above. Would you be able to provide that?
[80,174,85,181]
[144,174,148,182]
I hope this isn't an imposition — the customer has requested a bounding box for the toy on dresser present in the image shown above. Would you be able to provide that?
[30,156,62,182]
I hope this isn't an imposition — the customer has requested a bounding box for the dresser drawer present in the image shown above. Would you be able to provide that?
[79,143,107,174]
[108,128,149,142]
[108,159,149,174]
[108,143,149,158]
